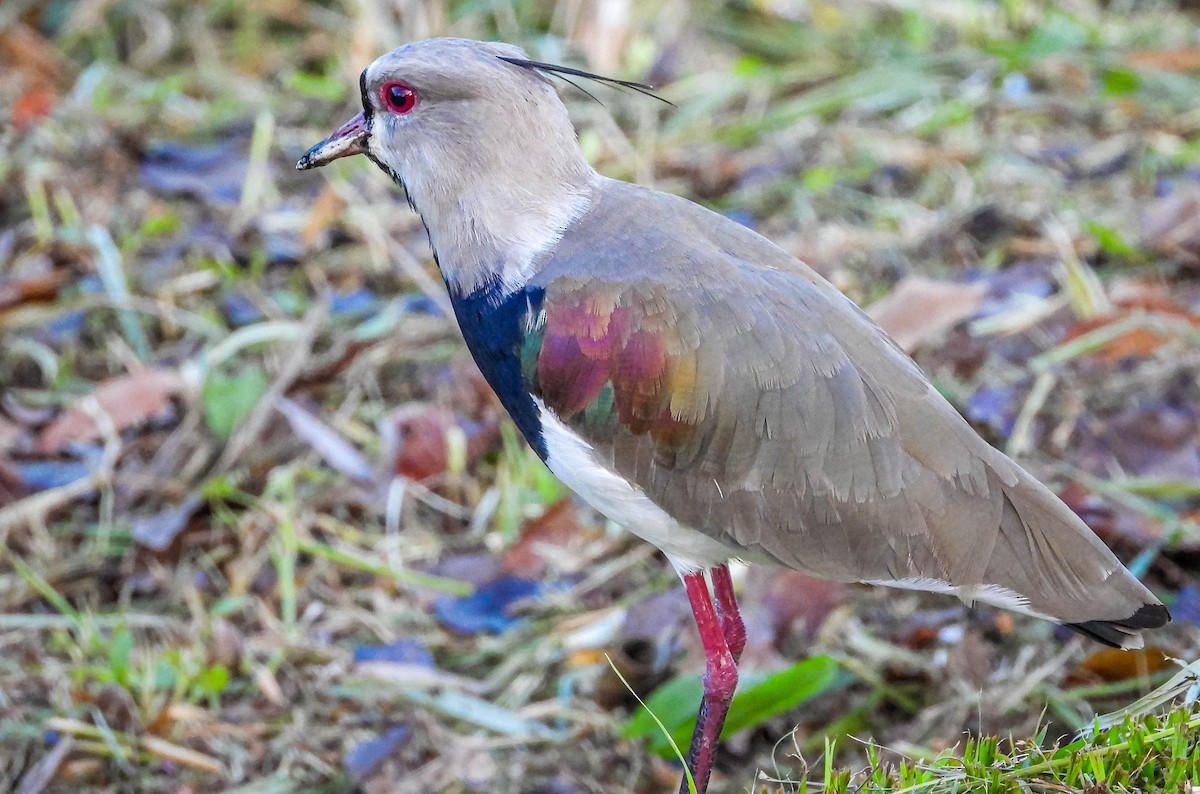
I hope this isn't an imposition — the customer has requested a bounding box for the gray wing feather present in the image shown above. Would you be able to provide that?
[536,179,1162,629]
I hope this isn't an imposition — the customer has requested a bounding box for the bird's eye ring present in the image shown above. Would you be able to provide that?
[380,81,418,114]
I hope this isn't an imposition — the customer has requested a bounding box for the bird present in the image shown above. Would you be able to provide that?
[297,37,1170,794]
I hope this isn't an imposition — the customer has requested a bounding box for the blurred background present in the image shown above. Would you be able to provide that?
[3,0,1200,791]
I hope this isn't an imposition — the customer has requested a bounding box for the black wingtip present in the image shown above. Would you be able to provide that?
[1066,602,1171,649]
[1126,601,1172,628]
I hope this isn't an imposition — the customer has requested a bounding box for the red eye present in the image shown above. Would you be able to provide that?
[380,81,417,114]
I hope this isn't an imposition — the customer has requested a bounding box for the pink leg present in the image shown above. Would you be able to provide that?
[710,564,746,663]
[679,571,738,794]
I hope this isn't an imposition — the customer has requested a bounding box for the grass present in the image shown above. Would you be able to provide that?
[775,708,1200,793]
[3,0,1200,791]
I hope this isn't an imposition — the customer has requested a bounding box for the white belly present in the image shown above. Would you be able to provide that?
[535,400,735,574]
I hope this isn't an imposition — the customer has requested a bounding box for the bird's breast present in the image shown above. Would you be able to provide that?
[448,279,547,458]
[447,278,737,571]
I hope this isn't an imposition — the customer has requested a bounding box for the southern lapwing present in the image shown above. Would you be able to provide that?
[298,37,1170,794]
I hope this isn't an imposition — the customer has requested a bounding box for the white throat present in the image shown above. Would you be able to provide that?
[376,135,599,297]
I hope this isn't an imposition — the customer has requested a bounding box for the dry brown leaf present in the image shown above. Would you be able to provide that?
[1063,316,1172,363]
[0,270,72,312]
[36,369,184,453]
[0,25,64,85]
[502,499,584,578]
[0,25,66,130]
[867,276,987,352]
[1127,48,1200,72]
[1062,304,1200,365]
[382,403,500,482]
[12,88,56,130]
[1065,646,1174,687]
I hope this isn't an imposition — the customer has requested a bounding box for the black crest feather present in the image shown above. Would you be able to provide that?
[497,56,673,106]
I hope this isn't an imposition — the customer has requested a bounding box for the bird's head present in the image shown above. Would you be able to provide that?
[298,38,606,290]
[299,38,586,181]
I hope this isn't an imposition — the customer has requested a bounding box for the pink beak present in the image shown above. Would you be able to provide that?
[296,112,369,170]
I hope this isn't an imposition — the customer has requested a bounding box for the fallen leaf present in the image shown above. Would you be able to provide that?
[868,275,987,352]
[0,25,64,132]
[425,361,501,416]
[901,626,939,650]
[1127,48,1200,72]
[1061,285,1200,364]
[13,460,91,492]
[12,88,56,130]
[140,138,248,206]
[202,367,267,441]
[382,403,500,482]
[624,656,843,758]
[0,26,65,86]
[0,269,71,312]
[132,495,205,551]
[58,758,103,783]
[966,385,1021,441]
[502,499,586,578]
[434,576,544,634]
[345,727,412,786]
[352,639,434,667]
[426,553,503,589]
[90,684,138,735]
[14,735,73,794]
[945,628,995,689]
[1073,399,1200,483]
[975,259,1058,317]
[1169,584,1200,628]
[745,568,846,651]
[1065,646,1173,687]
[36,368,184,452]
[1061,314,1173,363]
[1144,186,1200,264]
[274,397,374,482]
[993,612,1015,637]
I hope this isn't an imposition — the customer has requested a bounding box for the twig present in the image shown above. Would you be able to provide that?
[15,735,73,794]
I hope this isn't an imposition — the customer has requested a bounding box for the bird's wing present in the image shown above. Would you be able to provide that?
[523,181,1165,644]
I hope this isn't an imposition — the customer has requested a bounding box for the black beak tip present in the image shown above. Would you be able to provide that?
[296,149,318,171]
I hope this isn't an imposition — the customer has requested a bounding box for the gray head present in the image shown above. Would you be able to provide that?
[299,38,601,293]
